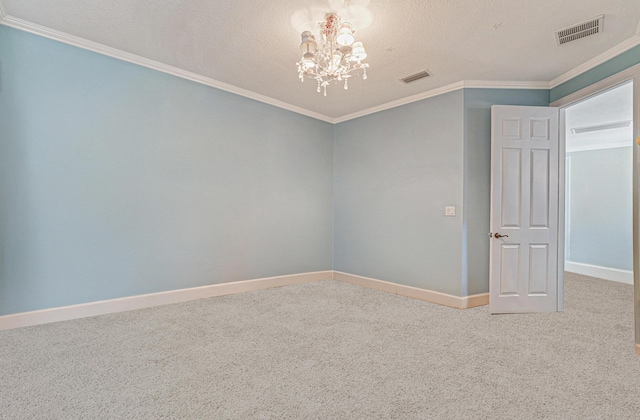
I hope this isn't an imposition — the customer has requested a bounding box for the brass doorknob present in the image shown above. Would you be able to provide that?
[494,233,509,238]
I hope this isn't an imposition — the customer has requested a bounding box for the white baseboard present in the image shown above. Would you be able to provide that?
[333,271,489,309]
[565,261,633,285]
[0,271,333,330]
[0,269,489,330]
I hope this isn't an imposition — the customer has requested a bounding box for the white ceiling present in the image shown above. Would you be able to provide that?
[1,0,640,122]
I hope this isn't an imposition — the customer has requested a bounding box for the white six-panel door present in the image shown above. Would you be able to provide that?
[490,105,560,313]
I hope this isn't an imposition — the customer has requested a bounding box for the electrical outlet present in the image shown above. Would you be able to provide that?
[445,206,456,216]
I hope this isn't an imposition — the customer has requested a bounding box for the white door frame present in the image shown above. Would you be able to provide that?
[550,62,640,354]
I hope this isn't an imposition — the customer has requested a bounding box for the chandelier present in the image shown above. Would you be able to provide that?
[296,13,369,96]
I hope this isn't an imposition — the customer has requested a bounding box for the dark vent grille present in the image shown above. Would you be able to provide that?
[400,70,431,83]
[556,15,604,45]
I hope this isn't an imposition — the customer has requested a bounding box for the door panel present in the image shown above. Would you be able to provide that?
[500,245,520,295]
[490,105,560,313]
[530,149,550,228]
[529,244,549,294]
[501,149,522,228]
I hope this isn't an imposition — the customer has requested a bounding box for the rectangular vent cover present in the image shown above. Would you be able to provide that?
[555,15,604,45]
[400,70,431,83]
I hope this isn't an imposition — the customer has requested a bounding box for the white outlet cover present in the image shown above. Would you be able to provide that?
[445,206,456,216]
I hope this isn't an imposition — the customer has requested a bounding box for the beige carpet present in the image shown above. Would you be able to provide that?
[1,272,639,419]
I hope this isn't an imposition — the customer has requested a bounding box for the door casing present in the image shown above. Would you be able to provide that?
[550,62,640,354]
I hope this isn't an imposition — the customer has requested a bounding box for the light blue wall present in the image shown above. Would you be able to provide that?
[463,89,551,295]
[550,45,640,102]
[8,19,633,313]
[0,26,334,315]
[333,89,551,297]
[566,147,633,271]
[333,91,466,296]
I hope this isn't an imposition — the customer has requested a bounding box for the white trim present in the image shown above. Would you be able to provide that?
[550,35,640,89]
[564,155,572,262]
[0,12,551,126]
[0,13,556,125]
[633,69,640,350]
[0,271,333,330]
[566,142,633,153]
[333,81,464,124]
[565,261,633,284]
[0,9,639,123]
[0,15,334,124]
[550,64,640,108]
[461,80,550,90]
[333,271,489,309]
[333,80,550,124]
[557,108,566,311]
[0,270,491,330]
[2,13,545,125]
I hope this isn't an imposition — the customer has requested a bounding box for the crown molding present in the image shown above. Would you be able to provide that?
[0,14,335,124]
[0,9,638,124]
[549,34,640,89]
[333,80,550,124]
[462,80,550,89]
[0,10,552,125]
[333,81,465,124]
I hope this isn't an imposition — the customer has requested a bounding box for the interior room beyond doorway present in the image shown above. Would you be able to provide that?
[564,81,634,284]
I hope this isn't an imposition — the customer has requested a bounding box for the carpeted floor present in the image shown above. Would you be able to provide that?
[1,272,639,419]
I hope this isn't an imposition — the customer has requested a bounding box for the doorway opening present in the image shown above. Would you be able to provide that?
[563,81,634,285]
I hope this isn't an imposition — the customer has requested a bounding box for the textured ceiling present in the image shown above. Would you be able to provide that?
[1,0,640,121]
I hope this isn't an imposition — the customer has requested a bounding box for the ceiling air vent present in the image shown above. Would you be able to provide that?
[555,15,604,45]
[400,70,431,84]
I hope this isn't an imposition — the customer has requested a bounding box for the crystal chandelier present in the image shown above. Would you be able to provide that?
[296,13,369,96]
